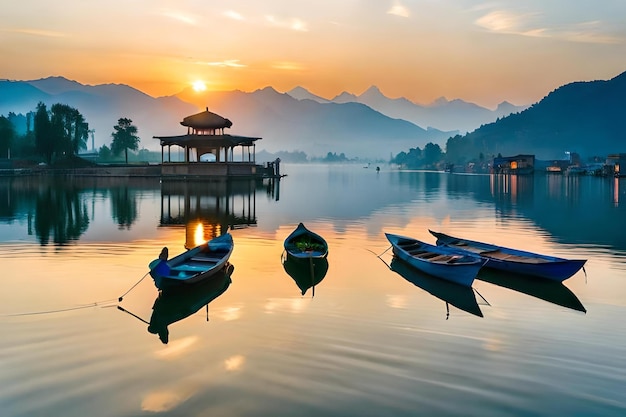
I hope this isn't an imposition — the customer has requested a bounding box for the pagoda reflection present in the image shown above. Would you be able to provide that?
[159,179,278,248]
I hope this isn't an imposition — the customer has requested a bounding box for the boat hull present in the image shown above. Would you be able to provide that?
[385,233,485,287]
[430,230,586,282]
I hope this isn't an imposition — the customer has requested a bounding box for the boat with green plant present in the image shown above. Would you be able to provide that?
[284,222,328,259]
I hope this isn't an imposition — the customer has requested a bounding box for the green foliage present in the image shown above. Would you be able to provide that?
[322,152,348,162]
[292,236,326,252]
[0,116,15,158]
[391,142,444,169]
[50,103,89,156]
[274,150,308,163]
[98,144,113,160]
[32,102,90,164]
[34,102,54,163]
[111,118,140,164]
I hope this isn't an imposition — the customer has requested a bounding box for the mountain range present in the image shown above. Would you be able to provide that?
[287,85,527,133]
[454,70,626,160]
[1,71,624,160]
[175,86,456,159]
[1,76,523,160]
[0,77,197,152]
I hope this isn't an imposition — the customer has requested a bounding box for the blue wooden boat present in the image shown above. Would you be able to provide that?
[390,257,483,318]
[148,233,234,290]
[284,223,328,259]
[385,233,486,287]
[429,230,586,282]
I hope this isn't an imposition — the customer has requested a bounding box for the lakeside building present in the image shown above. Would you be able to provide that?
[154,108,278,179]
[491,154,535,175]
[606,154,626,177]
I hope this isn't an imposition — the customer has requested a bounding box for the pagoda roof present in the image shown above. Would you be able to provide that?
[154,134,261,148]
[181,108,233,129]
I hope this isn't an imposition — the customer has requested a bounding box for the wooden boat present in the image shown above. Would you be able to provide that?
[284,223,328,259]
[282,253,329,296]
[148,264,234,344]
[390,257,483,318]
[385,233,486,287]
[477,268,586,313]
[429,230,587,282]
[148,233,234,290]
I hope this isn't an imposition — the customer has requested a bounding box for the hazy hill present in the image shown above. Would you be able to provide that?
[0,77,197,151]
[453,70,626,160]
[287,85,528,133]
[176,86,453,159]
[286,86,330,103]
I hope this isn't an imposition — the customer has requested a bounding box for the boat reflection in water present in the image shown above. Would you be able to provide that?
[476,269,586,313]
[390,257,483,318]
[148,264,234,344]
[282,254,329,297]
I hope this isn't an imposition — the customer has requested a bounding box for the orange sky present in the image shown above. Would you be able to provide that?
[2,1,626,108]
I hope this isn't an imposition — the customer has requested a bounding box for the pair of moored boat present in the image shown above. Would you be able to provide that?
[385,230,587,288]
[148,222,329,291]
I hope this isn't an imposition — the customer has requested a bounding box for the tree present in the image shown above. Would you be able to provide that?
[111,118,140,164]
[34,102,55,163]
[423,143,443,167]
[0,116,16,158]
[33,102,89,163]
[50,103,89,156]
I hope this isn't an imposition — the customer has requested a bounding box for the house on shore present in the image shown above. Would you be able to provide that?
[154,108,279,179]
[491,154,535,175]
[606,153,626,177]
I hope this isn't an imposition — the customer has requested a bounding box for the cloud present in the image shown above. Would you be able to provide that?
[3,28,67,38]
[271,61,305,71]
[386,294,408,309]
[142,386,198,412]
[216,306,242,321]
[475,10,534,33]
[198,60,247,68]
[224,355,246,371]
[154,336,199,359]
[560,20,623,44]
[388,1,411,18]
[223,10,244,21]
[265,15,309,32]
[158,9,197,25]
[475,10,623,44]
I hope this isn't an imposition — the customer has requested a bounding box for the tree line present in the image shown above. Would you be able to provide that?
[0,102,140,164]
[390,136,496,172]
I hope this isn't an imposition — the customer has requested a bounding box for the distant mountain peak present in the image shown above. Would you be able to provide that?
[286,86,330,103]
[363,85,382,94]
[257,86,280,94]
[288,86,310,95]
[431,97,449,106]
[332,91,358,103]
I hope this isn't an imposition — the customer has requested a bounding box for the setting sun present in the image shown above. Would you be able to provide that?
[192,80,206,92]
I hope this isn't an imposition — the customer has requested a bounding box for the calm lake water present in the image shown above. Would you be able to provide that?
[2,164,626,417]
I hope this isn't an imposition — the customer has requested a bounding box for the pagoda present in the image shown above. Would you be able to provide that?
[154,108,262,178]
